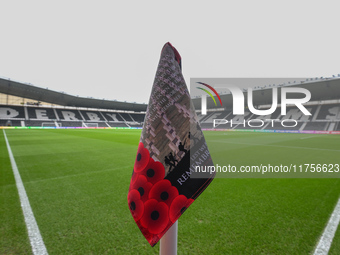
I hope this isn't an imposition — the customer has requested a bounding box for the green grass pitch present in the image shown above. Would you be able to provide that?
[1,129,340,254]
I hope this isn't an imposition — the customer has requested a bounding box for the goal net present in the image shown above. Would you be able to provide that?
[82,122,99,128]
[42,122,61,128]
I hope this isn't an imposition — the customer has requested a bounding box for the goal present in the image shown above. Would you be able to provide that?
[82,122,99,128]
[42,122,61,128]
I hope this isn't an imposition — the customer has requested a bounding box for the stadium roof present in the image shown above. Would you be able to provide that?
[0,77,148,112]
[1,76,339,112]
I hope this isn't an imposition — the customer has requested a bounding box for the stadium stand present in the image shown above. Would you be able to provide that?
[0,119,21,127]
[0,75,339,131]
[129,113,145,123]
[316,104,340,120]
[1,102,339,131]
[79,110,106,121]
[0,105,25,119]
[335,123,340,131]
[0,105,145,128]
[27,107,57,120]
[303,122,328,131]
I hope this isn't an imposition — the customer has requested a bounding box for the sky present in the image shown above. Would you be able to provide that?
[0,1,339,104]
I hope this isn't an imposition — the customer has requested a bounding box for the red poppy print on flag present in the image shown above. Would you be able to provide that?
[134,143,150,173]
[127,189,144,222]
[169,195,194,223]
[140,199,170,235]
[140,158,165,184]
[131,175,153,203]
[149,179,179,207]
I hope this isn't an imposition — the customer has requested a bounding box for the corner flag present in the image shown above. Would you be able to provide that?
[128,42,215,247]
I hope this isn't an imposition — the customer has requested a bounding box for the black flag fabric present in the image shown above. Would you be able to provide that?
[128,42,215,246]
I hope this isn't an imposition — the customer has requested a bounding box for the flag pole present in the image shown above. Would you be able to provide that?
[160,42,180,255]
[160,220,178,255]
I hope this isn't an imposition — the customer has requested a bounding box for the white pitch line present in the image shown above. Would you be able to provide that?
[300,136,315,140]
[3,130,48,255]
[313,197,340,255]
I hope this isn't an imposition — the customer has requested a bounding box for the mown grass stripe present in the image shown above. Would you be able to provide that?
[3,130,48,255]
[212,140,340,152]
